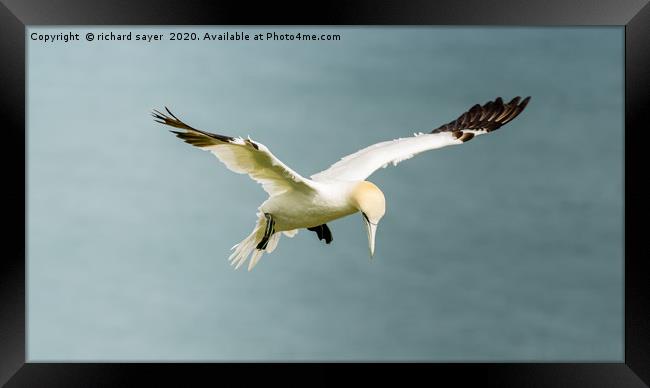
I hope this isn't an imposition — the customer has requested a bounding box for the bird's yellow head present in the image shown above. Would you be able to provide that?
[351,181,386,257]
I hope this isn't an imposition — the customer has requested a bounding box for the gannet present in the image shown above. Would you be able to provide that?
[152,96,531,271]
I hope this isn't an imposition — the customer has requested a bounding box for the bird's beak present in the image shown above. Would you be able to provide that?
[363,217,378,257]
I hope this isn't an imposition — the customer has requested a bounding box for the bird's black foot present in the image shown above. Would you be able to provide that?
[307,224,333,244]
[256,213,275,250]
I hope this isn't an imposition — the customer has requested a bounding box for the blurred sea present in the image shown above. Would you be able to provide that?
[27,27,623,361]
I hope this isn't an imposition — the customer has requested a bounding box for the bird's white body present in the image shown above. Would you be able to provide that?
[153,96,531,270]
[259,180,357,232]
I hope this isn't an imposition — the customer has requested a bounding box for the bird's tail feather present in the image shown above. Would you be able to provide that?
[228,212,282,271]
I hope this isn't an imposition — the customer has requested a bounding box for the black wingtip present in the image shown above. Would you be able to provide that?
[151,109,168,123]
[164,106,180,121]
[431,96,532,134]
[150,107,180,120]
[506,96,521,105]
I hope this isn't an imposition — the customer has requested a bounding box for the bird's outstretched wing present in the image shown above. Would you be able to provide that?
[153,108,315,196]
[310,96,531,182]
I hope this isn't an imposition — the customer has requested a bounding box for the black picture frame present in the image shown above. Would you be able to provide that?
[1,0,648,386]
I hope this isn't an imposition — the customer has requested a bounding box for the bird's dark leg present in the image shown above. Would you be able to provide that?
[307,224,333,244]
[307,225,324,240]
[256,213,275,250]
[322,224,332,244]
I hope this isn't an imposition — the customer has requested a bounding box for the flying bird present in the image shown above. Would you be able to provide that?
[152,96,531,271]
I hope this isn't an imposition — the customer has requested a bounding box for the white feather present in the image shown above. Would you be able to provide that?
[198,140,315,197]
[283,229,299,238]
[311,132,470,182]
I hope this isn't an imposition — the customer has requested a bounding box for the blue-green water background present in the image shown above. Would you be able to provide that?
[27,27,623,361]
